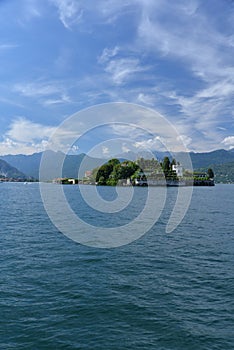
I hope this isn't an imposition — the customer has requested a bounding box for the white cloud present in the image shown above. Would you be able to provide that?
[0,138,50,156]
[109,124,150,140]
[102,145,110,156]
[137,1,232,81]
[176,135,192,148]
[104,58,147,85]
[134,136,166,152]
[159,77,234,148]
[137,93,155,106]
[121,7,230,78]
[0,118,55,155]
[50,0,83,29]
[14,82,61,97]
[196,80,234,99]
[122,143,131,153]
[98,46,119,64]
[97,1,135,24]
[13,81,71,106]
[0,117,83,155]
[1,0,233,153]
[6,118,55,143]
[222,136,234,149]
[91,1,233,151]
[43,94,71,106]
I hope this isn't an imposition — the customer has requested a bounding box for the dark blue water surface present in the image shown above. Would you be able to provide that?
[0,183,233,350]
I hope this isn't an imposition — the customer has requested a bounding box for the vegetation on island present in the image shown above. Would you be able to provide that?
[92,157,215,186]
[95,158,140,186]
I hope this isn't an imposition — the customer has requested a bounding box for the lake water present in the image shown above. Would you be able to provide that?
[0,183,233,350]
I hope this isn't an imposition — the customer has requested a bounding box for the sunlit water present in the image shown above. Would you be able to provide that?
[0,183,233,350]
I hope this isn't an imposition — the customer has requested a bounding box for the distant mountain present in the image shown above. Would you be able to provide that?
[188,149,234,168]
[0,159,28,179]
[1,151,104,180]
[1,148,234,182]
[196,161,234,183]
[2,152,42,179]
[39,151,104,181]
[119,149,234,169]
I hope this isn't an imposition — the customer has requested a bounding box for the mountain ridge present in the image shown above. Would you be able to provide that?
[1,151,104,180]
[0,159,28,180]
[1,148,234,182]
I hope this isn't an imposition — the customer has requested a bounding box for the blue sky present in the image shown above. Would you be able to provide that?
[0,0,234,155]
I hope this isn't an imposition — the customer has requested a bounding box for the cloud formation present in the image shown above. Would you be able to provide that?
[222,136,234,149]
[50,0,83,29]
[0,118,55,155]
[0,0,233,154]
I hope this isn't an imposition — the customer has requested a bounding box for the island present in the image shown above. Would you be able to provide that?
[81,157,215,187]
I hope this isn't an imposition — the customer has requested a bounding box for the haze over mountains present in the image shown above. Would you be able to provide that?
[0,148,234,182]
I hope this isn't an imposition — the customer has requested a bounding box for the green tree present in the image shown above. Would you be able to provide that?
[98,176,106,185]
[162,156,171,177]
[207,168,214,179]
[108,158,120,167]
[96,163,113,184]
[115,161,139,180]
[171,158,176,167]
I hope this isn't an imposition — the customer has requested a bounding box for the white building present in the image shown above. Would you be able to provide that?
[172,164,183,177]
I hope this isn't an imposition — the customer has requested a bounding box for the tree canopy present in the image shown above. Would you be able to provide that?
[96,159,140,185]
[207,168,214,179]
[94,157,214,185]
